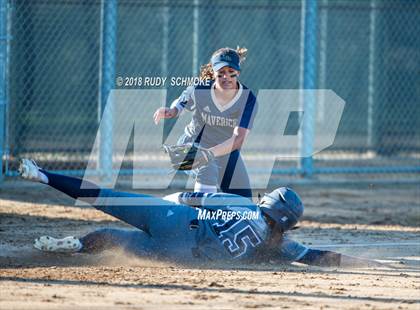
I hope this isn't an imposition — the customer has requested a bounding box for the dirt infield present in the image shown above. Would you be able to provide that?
[0,181,419,309]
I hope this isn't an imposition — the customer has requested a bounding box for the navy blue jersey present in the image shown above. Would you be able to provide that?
[171,81,258,148]
[164,192,309,262]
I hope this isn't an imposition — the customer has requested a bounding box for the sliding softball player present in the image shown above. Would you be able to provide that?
[20,159,383,268]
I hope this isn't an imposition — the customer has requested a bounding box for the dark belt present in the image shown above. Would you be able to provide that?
[189,219,199,230]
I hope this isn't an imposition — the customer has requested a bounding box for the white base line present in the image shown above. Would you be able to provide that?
[312,242,419,248]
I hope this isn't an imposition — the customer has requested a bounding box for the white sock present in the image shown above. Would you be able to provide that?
[38,171,49,184]
[162,192,182,204]
[194,182,217,193]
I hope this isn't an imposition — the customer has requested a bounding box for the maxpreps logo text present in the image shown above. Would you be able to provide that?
[197,208,259,221]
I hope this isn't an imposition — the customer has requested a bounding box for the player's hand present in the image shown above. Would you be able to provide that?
[153,107,177,124]
[340,255,390,268]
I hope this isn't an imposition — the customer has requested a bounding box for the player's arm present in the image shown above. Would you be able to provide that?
[208,126,250,157]
[153,86,195,124]
[208,93,257,156]
[153,106,179,124]
[297,249,385,268]
[277,238,385,268]
[297,249,341,267]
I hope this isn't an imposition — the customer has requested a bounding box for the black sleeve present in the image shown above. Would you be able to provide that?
[297,249,342,267]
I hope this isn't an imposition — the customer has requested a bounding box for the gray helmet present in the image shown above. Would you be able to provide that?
[259,187,304,232]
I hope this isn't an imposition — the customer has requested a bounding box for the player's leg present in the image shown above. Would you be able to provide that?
[84,200,200,261]
[19,158,176,233]
[95,188,177,234]
[47,172,174,234]
[34,228,156,256]
[20,159,200,258]
[80,228,156,256]
[19,158,100,203]
[219,150,252,199]
[194,160,218,193]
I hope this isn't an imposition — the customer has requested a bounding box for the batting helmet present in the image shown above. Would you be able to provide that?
[259,187,304,233]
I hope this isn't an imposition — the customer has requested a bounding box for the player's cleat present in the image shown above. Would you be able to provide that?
[18,158,43,182]
[34,236,82,253]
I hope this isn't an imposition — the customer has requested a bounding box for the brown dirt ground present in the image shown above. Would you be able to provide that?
[0,180,419,309]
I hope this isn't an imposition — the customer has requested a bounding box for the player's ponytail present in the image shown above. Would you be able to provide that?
[235,46,247,65]
[199,62,214,80]
[199,46,248,80]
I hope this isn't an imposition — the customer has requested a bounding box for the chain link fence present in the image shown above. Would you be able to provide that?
[312,0,420,176]
[1,0,419,183]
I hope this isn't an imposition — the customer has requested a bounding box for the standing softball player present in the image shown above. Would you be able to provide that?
[153,47,257,199]
[20,159,383,268]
